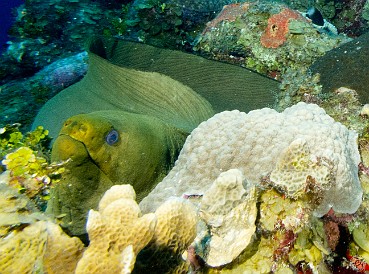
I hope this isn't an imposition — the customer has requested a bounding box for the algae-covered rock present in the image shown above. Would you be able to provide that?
[310,31,369,104]
[195,1,350,80]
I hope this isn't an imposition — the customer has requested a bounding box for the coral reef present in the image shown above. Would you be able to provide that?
[0,123,50,159]
[196,169,258,267]
[75,184,197,273]
[0,124,65,209]
[270,138,332,199]
[127,0,248,49]
[195,1,350,80]
[0,0,120,83]
[0,182,43,237]
[0,124,69,215]
[35,36,277,236]
[0,220,84,273]
[75,184,157,273]
[140,102,362,217]
[279,0,369,37]
[202,2,250,33]
[204,187,329,273]
[0,52,88,131]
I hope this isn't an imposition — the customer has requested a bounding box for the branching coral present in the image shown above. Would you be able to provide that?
[76,184,197,273]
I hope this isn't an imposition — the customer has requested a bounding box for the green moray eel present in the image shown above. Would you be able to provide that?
[47,111,186,237]
[33,37,279,237]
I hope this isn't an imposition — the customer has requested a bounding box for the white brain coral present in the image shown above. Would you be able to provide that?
[140,102,362,216]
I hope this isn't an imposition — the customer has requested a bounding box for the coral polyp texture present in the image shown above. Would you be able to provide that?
[0,220,84,273]
[75,184,197,273]
[140,102,362,217]
[75,184,157,273]
[197,169,258,267]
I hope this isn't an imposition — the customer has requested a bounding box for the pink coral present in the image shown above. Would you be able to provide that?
[202,3,250,34]
[260,8,305,48]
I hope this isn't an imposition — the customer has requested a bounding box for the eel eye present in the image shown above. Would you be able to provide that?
[105,129,119,145]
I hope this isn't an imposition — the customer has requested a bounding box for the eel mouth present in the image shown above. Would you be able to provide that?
[52,134,102,172]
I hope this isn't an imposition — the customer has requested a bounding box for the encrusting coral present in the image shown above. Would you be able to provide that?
[140,102,362,217]
[196,169,258,267]
[270,138,332,198]
[0,220,84,273]
[75,184,198,274]
[260,8,306,49]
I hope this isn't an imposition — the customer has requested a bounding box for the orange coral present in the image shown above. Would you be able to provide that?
[260,8,305,48]
[203,3,250,34]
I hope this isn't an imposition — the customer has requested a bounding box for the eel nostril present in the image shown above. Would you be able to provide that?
[64,120,72,127]
[79,124,88,133]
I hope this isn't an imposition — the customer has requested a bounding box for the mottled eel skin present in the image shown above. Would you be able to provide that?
[33,37,279,237]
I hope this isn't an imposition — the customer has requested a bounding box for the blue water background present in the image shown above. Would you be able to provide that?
[0,0,23,52]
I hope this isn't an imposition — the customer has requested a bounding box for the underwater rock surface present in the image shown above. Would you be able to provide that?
[194,1,350,80]
[310,31,369,104]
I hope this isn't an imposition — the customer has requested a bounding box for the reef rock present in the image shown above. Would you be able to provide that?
[310,31,369,104]
[195,1,350,80]
[140,102,362,217]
